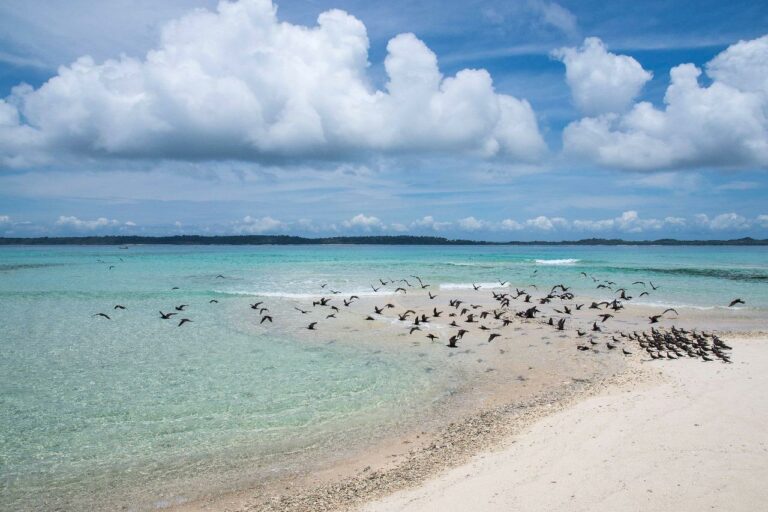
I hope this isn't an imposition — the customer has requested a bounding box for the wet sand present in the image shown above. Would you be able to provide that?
[167,285,764,512]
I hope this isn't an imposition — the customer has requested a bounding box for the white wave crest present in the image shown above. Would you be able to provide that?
[534,258,580,265]
[214,289,395,299]
[439,282,507,290]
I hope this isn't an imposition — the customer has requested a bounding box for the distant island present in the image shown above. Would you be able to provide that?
[1,235,767,246]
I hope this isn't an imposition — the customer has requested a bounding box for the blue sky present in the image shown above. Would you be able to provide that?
[0,0,767,240]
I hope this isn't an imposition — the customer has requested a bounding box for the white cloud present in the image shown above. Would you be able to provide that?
[525,215,568,230]
[343,213,384,230]
[552,37,652,116]
[531,1,579,37]
[756,215,768,228]
[572,218,614,231]
[0,0,546,169]
[572,211,684,233]
[55,215,120,230]
[457,216,488,231]
[563,34,768,171]
[0,215,10,223]
[694,213,754,230]
[500,218,524,230]
[412,215,452,231]
[235,215,285,233]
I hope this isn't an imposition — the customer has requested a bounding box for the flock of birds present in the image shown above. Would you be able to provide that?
[91,269,744,364]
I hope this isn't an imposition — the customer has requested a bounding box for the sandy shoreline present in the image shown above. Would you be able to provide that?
[359,333,768,512]
[165,282,765,512]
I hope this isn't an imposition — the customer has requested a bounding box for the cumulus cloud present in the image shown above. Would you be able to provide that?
[0,215,10,223]
[412,215,452,231]
[525,215,568,230]
[757,215,768,228]
[343,213,385,230]
[562,34,768,171]
[235,215,285,233]
[0,0,546,169]
[457,216,489,231]
[552,37,652,116]
[500,218,524,230]
[55,215,121,230]
[695,212,750,230]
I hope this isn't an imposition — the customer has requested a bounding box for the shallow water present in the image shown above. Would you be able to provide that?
[0,244,766,509]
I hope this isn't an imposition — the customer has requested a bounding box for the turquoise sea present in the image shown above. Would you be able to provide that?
[1,244,766,510]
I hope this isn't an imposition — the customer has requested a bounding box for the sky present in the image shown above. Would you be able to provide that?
[0,0,767,241]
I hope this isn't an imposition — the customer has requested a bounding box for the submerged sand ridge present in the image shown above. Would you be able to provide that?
[169,275,762,512]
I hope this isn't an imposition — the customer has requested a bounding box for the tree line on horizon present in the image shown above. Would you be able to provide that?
[0,235,766,246]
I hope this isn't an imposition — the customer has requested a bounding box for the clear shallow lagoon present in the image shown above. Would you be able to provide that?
[0,244,766,509]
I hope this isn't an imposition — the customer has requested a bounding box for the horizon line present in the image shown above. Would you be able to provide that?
[1,234,767,246]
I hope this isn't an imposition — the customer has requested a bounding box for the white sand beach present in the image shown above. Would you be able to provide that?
[360,335,768,512]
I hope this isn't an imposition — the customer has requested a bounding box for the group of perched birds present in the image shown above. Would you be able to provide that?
[90,268,743,364]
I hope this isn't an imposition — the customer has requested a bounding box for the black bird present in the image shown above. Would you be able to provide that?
[92,313,111,320]
[178,318,192,326]
[447,335,458,348]
[159,311,176,319]
[728,298,745,307]
[409,326,421,334]
[216,274,225,279]
[649,281,660,290]
[662,308,679,316]
[648,315,662,324]
[488,333,501,342]
[209,299,219,303]
[113,305,126,310]
[592,322,602,332]
[426,333,438,341]
[622,348,632,355]
[395,287,407,294]
[108,265,116,270]
[365,316,375,321]
[295,307,310,314]
[374,306,384,314]
[576,329,586,337]
[260,315,273,324]
[171,287,180,290]
[598,313,614,323]
[428,292,437,300]
[250,302,263,310]
[371,285,380,292]
[472,283,481,290]
[306,322,318,330]
[326,313,337,319]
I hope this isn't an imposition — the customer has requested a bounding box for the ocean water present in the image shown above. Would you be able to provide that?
[1,244,766,509]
